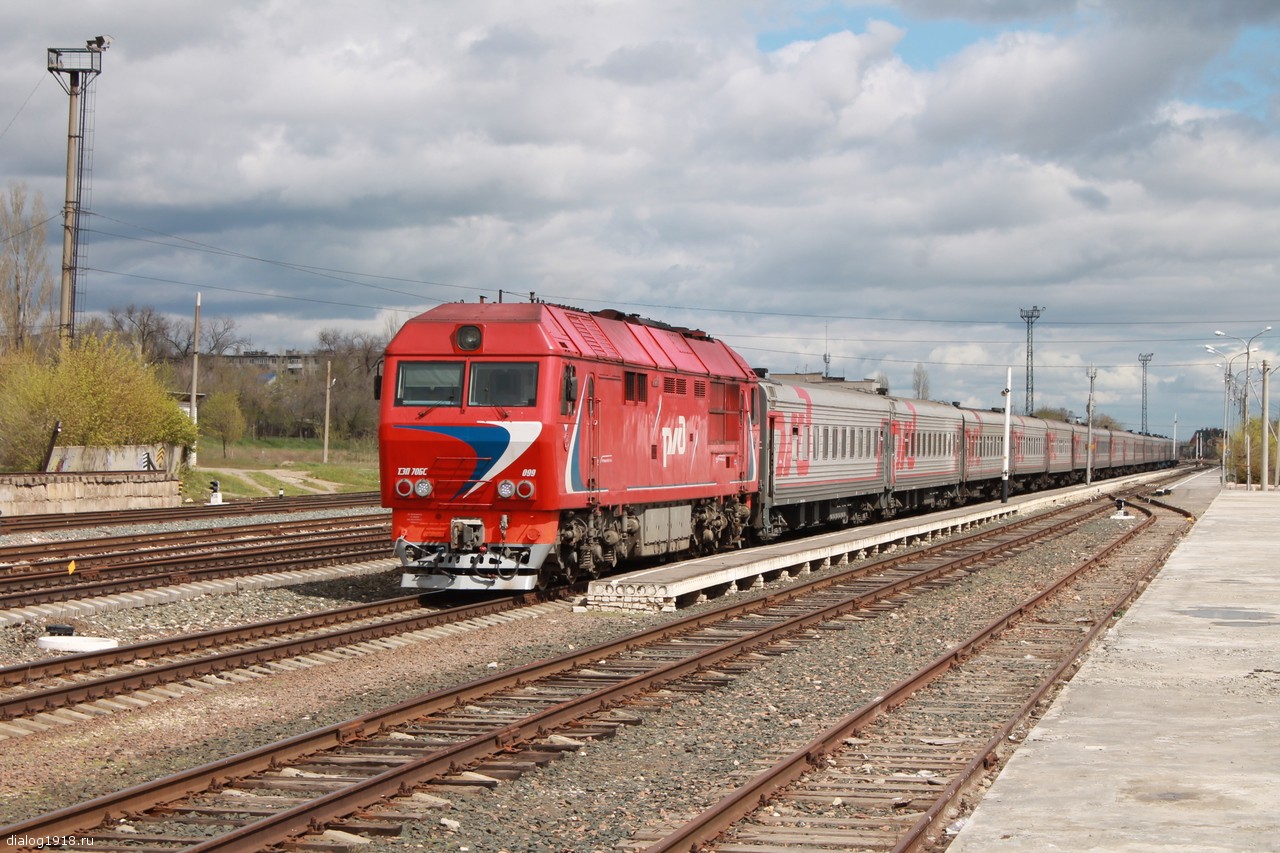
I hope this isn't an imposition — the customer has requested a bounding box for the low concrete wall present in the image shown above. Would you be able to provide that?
[0,472,181,518]
[46,443,186,476]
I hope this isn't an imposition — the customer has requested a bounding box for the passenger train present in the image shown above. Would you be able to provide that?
[377,300,1175,591]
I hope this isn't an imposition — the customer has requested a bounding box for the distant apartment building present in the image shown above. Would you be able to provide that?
[222,349,321,374]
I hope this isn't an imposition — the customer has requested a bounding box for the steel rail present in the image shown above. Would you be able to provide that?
[0,496,1119,850]
[643,503,1163,852]
[0,530,391,610]
[169,499,1135,853]
[0,497,1100,719]
[0,520,389,588]
[0,491,381,535]
[0,512,390,571]
[892,509,1185,852]
[0,594,419,688]
[1,594,548,722]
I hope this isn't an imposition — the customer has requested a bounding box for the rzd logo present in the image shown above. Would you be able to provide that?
[661,416,687,467]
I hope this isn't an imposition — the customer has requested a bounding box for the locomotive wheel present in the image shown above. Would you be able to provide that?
[535,565,559,590]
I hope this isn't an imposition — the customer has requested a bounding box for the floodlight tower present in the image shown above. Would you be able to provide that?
[1020,306,1042,415]
[47,35,110,344]
[1139,353,1153,434]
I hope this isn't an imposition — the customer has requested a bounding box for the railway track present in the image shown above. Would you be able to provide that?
[0,593,554,723]
[0,492,1160,851]
[0,491,1112,726]
[0,513,390,573]
[0,517,392,611]
[637,497,1195,851]
[0,491,381,536]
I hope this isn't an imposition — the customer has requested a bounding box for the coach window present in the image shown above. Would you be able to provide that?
[396,361,463,407]
[470,362,539,407]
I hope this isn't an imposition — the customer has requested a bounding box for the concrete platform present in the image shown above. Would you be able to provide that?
[586,471,1175,611]
[947,484,1280,853]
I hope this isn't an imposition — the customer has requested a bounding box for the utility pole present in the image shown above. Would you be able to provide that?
[47,36,110,344]
[1001,369,1012,502]
[1020,306,1042,415]
[190,293,201,468]
[323,360,333,464]
[1086,365,1097,485]
[1138,353,1153,434]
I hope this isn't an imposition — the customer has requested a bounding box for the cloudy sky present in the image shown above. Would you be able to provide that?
[3,0,1278,436]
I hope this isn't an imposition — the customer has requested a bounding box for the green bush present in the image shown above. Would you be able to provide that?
[0,336,197,471]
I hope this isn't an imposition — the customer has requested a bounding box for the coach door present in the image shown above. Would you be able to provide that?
[764,413,780,501]
[884,405,898,492]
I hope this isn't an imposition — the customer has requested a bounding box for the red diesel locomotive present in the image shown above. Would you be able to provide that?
[378,300,1177,591]
[377,301,760,591]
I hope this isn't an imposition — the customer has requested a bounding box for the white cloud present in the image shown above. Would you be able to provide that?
[4,0,1277,432]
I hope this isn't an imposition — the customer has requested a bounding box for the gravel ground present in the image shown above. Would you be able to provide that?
[0,570,405,667]
[369,518,1132,853]
[0,485,1210,851]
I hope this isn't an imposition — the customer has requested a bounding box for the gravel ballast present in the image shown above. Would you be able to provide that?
[0,492,1206,851]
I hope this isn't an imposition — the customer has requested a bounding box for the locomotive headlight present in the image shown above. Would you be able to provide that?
[496,479,516,499]
[516,479,536,499]
[413,478,434,498]
[456,324,482,351]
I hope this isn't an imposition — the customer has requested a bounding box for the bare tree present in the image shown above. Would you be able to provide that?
[109,304,176,362]
[315,327,391,440]
[164,314,249,358]
[162,317,196,358]
[0,182,56,356]
[912,363,930,400]
[203,316,251,356]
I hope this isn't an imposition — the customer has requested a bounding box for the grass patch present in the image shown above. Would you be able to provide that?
[197,437,377,470]
[305,463,380,490]
[181,469,263,502]
[181,438,380,501]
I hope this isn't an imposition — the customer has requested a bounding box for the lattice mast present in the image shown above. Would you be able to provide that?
[1020,306,1042,415]
[1139,353,1154,434]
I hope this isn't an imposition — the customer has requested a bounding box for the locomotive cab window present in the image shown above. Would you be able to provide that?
[470,362,539,407]
[396,361,463,406]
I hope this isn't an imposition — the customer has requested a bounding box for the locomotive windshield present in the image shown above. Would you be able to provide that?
[395,361,463,406]
[470,362,539,407]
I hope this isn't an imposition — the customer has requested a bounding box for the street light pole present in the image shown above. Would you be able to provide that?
[47,37,109,343]
[1207,345,1257,486]
[1086,365,1097,485]
[1222,367,1230,483]
[1001,369,1012,503]
[1215,327,1271,489]
[1263,360,1272,492]
[323,360,333,465]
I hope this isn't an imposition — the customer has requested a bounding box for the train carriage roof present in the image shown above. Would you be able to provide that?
[389,302,756,381]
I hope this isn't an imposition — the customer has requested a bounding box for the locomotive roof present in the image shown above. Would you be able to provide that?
[391,301,757,381]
